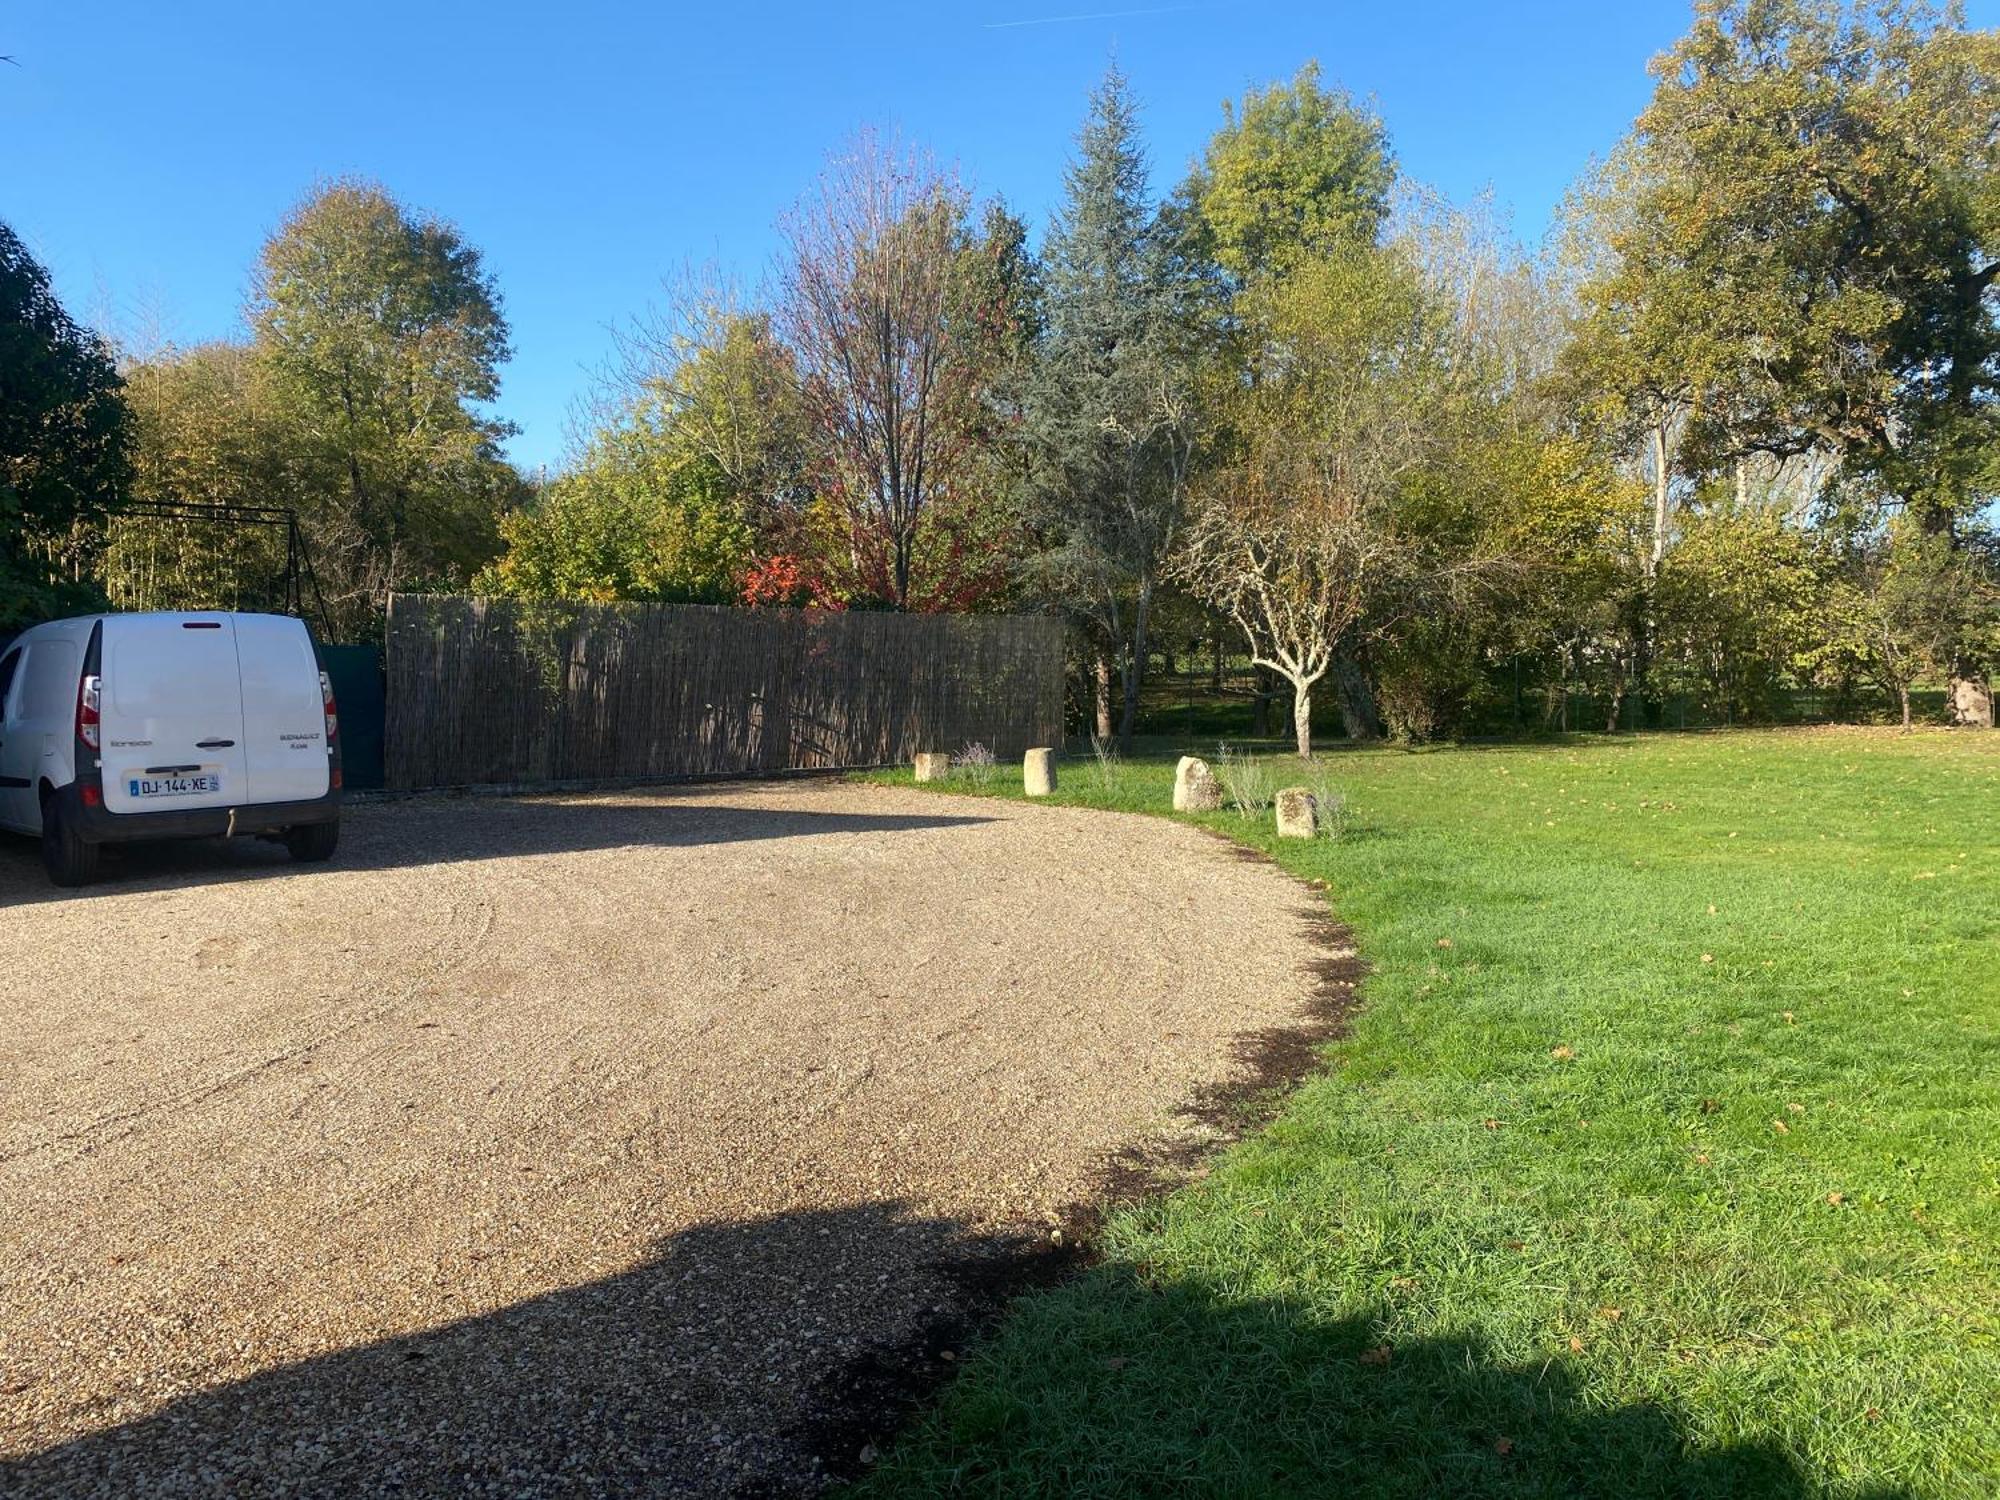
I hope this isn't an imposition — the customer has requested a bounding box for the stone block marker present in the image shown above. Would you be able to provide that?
[913,752,951,783]
[1023,747,1057,797]
[1173,755,1222,812]
[1274,786,1318,838]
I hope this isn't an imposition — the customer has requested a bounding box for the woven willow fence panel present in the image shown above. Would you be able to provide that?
[383,595,1065,790]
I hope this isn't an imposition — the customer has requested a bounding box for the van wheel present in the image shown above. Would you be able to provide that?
[286,819,340,863]
[41,798,100,888]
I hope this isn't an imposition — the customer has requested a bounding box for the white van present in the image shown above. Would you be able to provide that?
[0,611,343,886]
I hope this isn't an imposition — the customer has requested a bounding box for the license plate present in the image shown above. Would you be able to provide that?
[128,772,221,800]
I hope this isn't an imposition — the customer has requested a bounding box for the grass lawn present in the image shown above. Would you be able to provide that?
[856,729,1999,1499]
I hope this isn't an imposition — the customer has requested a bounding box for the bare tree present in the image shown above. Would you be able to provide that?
[1174,481,1397,757]
[778,132,978,609]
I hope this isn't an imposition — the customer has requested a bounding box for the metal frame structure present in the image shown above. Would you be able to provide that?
[98,500,332,637]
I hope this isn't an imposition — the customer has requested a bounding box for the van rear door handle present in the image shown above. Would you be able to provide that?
[196,738,236,749]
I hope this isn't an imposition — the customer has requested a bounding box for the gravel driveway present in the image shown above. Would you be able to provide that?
[0,779,1333,1497]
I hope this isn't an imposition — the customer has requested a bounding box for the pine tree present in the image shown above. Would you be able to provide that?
[1025,66,1195,748]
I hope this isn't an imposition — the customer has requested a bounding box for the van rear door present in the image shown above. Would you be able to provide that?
[101,615,249,815]
[234,613,330,804]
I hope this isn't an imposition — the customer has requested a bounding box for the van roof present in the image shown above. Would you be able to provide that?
[5,611,312,648]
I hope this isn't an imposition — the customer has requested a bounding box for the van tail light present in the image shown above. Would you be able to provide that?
[77,673,101,751]
[319,670,338,744]
[80,783,102,808]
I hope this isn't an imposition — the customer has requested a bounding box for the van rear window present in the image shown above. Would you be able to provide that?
[23,642,78,722]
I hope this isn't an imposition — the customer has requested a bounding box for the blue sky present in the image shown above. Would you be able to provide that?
[8,2,1993,473]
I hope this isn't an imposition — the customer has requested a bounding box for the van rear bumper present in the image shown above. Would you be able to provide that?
[60,784,341,844]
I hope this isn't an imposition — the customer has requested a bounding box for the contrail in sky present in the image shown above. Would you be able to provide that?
[982,5,1203,28]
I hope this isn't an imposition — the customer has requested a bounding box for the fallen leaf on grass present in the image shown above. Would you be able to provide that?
[1783,1011,1796,1024]
[1596,1306,1624,1323]
[1388,1275,1419,1292]
[1772,1119,1791,1134]
[1436,937,1454,949]
[1827,1192,1846,1206]
[1568,1336,1585,1354]
[1786,1102,1806,1115]
[1701,953,1715,964]
[1550,1045,1575,1061]
[1504,1240,1527,1252]
[1494,1437,1515,1455]
[1865,1407,1883,1424]
[1483,1118,1502,1130]
[1693,1153,1712,1165]
[1358,1345,1392,1366]
[1701,1099,1722,1114]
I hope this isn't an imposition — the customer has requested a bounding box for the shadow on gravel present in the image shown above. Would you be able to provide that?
[5,1200,1052,1499]
[6,1214,1901,1500]
[0,794,997,905]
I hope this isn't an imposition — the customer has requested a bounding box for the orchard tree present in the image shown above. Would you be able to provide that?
[1172,245,1464,756]
[1026,67,1196,747]
[0,220,129,630]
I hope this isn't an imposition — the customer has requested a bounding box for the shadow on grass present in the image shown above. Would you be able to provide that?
[0,789,996,905]
[5,1197,1896,1500]
[866,1266,1913,1500]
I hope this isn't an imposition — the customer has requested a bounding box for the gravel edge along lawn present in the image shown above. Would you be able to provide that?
[852,729,2000,1500]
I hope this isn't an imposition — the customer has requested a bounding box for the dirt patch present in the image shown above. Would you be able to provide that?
[0,780,1339,1497]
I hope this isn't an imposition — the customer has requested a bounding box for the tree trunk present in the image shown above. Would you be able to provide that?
[1093,653,1113,741]
[1649,423,1670,576]
[1117,577,1154,752]
[1332,658,1382,742]
[1899,683,1913,732]
[1293,684,1313,758]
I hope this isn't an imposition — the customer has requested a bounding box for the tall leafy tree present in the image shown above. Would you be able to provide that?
[1177,61,1395,282]
[1027,67,1196,747]
[252,179,522,631]
[0,220,129,631]
[1576,0,2000,722]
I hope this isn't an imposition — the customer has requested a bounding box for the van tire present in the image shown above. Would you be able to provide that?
[41,797,100,887]
[286,819,339,864]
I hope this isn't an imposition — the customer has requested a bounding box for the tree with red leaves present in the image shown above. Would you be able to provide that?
[778,133,1029,613]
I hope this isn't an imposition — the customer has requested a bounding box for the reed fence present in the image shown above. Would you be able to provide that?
[383,594,1064,790]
